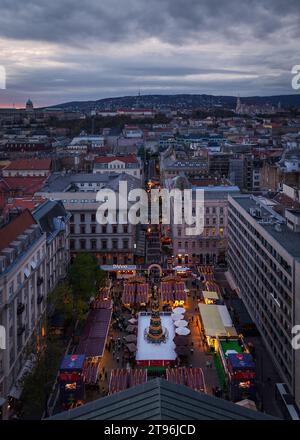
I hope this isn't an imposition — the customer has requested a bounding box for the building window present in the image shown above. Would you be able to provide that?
[123,225,128,234]
[80,240,86,250]
[80,214,85,222]
[70,225,75,234]
[91,239,97,250]
[112,240,118,249]
[80,225,85,234]
[70,240,75,250]
[102,240,107,250]
[102,225,107,234]
[91,213,96,222]
[123,240,129,249]
[91,225,96,234]
[113,225,118,234]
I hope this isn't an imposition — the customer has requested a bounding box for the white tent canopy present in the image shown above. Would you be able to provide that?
[198,304,237,338]
[172,307,186,315]
[175,327,190,335]
[172,313,184,321]
[174,320,188,327]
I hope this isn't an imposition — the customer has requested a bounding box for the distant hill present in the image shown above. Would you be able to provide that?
[45,93,300,112]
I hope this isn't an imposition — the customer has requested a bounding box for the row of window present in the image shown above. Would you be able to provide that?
[70,238,129,250]
[70,224,129,234]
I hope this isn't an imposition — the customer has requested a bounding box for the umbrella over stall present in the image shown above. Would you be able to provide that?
[126,343,137,353]
[128,318,138,324]
[172,313,184,321]
[174,319,189,327]
[175,327,191,336]
[125,324,137,333]
[124,334,137,343]
[172,307,186,315]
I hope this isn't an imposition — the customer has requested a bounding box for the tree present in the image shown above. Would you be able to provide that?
[21,339,63,418]
[69,253,106,302]
[48,281,74,321]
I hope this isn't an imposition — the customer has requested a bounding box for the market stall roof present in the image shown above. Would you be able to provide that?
[227,353,255,370]
[198,304,237,338]
[60,354,85,371]
[217,305,233,328]
[202,291,219,300]
[76,308,112,358]
[124,334,137,343]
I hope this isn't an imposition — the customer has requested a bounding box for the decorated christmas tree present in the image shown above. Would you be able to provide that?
[147,294,165,343]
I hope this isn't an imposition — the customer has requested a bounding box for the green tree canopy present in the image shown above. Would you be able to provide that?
[69,253,106,301]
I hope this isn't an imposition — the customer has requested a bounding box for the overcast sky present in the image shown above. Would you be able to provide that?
[0,0,299,107]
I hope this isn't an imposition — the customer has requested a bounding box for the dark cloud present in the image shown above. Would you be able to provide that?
[0,0,299,105]
[0,0,299,44]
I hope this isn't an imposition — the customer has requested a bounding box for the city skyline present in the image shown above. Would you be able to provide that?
[0,0,300,107]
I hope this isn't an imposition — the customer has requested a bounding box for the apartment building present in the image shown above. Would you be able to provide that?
[33,200,71,293]
[0,210,47,419]
[227,194,300,408]
[2,159,52,177]
[93,155,143,180]
[37,172,145,266]
[164,175,239,265]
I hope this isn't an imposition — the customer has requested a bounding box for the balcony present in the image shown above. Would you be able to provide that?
[17,303,25,315]
[37,276,44,286]
[17,324,25,336]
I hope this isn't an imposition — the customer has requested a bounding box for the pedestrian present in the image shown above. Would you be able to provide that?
[190,348,194,355]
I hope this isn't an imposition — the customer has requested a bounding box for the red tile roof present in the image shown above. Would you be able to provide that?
[95,155,138,164]
[0,176,47,195]
[273,193,300,209]
[0,209,36,251]
[3,196,45,217]
[4,158,52,170]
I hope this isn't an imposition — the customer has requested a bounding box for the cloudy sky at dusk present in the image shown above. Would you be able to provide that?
[0,0,299,107]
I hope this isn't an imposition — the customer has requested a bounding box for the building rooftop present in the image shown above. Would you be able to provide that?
[0,209,36,251]
[4,158,52,170]
[49,378,276,420]
[94,155,139,164]
[39,172,141,194]
[230,195,300,259]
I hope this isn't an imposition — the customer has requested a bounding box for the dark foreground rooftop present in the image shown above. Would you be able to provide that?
[49,378,276,420]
